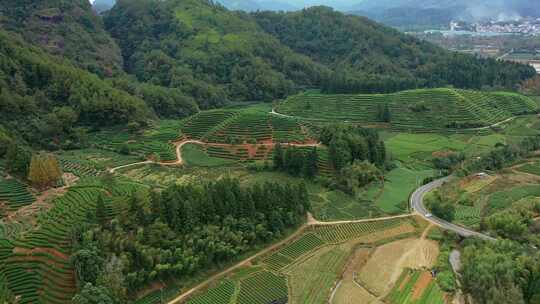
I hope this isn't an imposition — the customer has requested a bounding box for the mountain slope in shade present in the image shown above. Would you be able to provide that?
[0,0,123,76]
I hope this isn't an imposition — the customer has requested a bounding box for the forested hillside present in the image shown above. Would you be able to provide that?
[105,0,329,107]
[0,31,152,149]
[0,0,123,76]
[253,7,536,93]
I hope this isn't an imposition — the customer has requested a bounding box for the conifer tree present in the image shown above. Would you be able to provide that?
[273,143,284,169]
[303,147,319,178]
[382,103,391,123]
[95,195,107,226]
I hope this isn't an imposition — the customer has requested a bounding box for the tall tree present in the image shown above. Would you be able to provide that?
[303,147,319,178]
[5,143,31,177]
[95,195,107,226]
[273,143,284,169]
[72,283,114,304]
[27,153,62,189]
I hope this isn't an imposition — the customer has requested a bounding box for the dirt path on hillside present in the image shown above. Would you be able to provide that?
[109,139,321,173]
[308,213,412,226]
[14,246,70,261]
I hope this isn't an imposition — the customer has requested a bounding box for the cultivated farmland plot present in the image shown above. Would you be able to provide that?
[178,218,420,304]
[386,269,446,304]
[87,120,182,162]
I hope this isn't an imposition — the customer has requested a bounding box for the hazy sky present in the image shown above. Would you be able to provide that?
[87,0,366,10]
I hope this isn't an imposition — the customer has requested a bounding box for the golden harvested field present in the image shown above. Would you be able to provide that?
[399,238,439,270]
[333,280,382,304]
[332,247,383,304]
[356,237,439,296]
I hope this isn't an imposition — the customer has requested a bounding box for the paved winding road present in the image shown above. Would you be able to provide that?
[410,177,496,241]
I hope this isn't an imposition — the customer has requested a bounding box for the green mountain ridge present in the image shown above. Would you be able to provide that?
[253,7,536,92]
[105,0,329,108]
[0,0,536,149]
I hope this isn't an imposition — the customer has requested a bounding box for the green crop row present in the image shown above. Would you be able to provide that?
[0,178,35,212]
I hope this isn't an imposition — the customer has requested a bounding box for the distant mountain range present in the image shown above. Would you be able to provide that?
[189,0,540,27]
[351,0,540,28]
[91,1,540,25]
[217,0,299,11]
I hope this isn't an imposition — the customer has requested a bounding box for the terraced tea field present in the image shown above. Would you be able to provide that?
[0,178,35,213]
[0,179,147,304]
[427,163,540,234]
[181,108,313,145]
[88,120,182,162]
[275,89,537,132]
[59,159,103,177]
[516,162,540,176]
[186,280,235,304]
[236,271,288,304]
[182,143,331,173]
[57,148,141,173]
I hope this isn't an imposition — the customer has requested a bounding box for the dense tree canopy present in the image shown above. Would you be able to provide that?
[104,0,328,107]
[320,124,387,170]
[461,240,540,304]
[253,6,536,93]
[0,31,152,146]
[71,178,309,299]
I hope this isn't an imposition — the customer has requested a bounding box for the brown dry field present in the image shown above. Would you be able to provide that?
[333,247,383,304]
[356,237,439,296]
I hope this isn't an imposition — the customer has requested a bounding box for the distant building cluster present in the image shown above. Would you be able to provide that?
[475,19,540,35]
[450,18,540,36]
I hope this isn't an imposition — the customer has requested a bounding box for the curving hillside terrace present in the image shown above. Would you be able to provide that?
[180,109,313,144]
[275,88,538,133]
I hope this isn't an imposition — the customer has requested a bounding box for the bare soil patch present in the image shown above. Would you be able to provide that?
[411,271,433,300]
[14,246,70,260]
[357,236,439,297]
